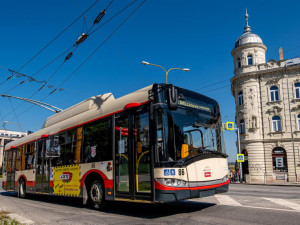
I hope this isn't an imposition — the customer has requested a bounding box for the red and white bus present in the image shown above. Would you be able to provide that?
[2,84,229,209]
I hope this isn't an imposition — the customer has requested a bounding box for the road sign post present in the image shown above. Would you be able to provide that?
[223,122,243,183]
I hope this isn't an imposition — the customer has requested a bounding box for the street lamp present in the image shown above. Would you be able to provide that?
[3,121,23,136]
[141,61,189,84]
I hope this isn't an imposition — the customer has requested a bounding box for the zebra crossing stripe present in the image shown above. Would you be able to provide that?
[264,198,300,212]
[215,195,242,206]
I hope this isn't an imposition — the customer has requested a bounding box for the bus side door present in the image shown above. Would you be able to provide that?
[36,139,50,193]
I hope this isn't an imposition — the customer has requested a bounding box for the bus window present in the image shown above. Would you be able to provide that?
[83,118,112,163]
[25,143,35,169]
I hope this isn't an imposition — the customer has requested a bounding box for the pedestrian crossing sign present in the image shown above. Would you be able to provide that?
[237,154,245,162]
[226,122,234,130]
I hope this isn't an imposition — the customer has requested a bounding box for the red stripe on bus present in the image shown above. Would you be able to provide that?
[80,170,110,188]
[104,180,113,189]
[4,100,151,151]
[26,181,35,187]
[155,179,229,191]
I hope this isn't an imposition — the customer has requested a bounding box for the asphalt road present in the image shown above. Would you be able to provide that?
[1,181,300,225]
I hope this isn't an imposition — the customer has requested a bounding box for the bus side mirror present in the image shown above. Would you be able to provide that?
[168,85,178,110]
[181,144,189,158]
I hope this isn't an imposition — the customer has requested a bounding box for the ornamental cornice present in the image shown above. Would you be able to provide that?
[265,77,281,85]
[266,100,282,106]
[232,66,286,84]
[240,137,300,144]
[266,106,283,115]
[291,104,300,112]
[231,43,267,56]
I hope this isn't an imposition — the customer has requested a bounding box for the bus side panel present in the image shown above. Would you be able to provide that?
[15,170,36,193]
[80,161,113,200]
[51,165,81,197]
[2,172,7,190]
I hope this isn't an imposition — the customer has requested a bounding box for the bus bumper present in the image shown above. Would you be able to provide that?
[154,179,229,203]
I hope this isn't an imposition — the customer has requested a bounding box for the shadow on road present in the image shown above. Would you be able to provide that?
[0,191,215,219]
[104,201,216,219]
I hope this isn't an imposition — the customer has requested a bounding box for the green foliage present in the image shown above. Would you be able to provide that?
[0,211,19,225]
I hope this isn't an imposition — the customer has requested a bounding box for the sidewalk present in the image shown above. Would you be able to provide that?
[231,181,300,187]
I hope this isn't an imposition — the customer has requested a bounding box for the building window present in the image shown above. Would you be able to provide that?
[238,90,243,105]
[295,83,300,99]
[237,58,241,68]
[272,115,281,132]
[239,119,245,134]
[247,54,253,65]
[298,114,300,130]
[270,86,279,101]
[272,147,288,172]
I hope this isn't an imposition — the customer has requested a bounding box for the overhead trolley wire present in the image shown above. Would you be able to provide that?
[8,98,22,129]
[1,0,135,120]
[72,0,89,33]
[17,0,101,72]
[89,0,137,36]
[0,0,101,91]
[7,0,147,122]
[54,0,147,93]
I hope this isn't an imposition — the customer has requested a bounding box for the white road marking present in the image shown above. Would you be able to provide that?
[264,198,300,212]
[8,213,35,224]
[215,194,242,206]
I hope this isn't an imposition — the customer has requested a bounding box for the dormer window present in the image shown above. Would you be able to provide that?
[238,90,243,105]
[247,54,253,65]
[270,86,279,101]
[237,58,241,68]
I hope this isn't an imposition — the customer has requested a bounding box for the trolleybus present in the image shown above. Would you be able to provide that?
[2,84,229,209]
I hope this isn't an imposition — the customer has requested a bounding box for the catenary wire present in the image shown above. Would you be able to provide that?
[55,0,146,91]
[6,0,147,122]
[17,0,101,72]
[1,0,140,120]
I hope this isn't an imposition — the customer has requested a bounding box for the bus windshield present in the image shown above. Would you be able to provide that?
[156,106,225,163]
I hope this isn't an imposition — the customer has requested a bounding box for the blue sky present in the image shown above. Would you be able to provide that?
[0,0,300,162]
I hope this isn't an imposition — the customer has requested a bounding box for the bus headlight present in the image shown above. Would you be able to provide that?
[157,178,188,187]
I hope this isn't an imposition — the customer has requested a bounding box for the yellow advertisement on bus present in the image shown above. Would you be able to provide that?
[53,165,81,197]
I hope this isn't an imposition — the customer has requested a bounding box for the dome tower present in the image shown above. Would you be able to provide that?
[231,10,267,77]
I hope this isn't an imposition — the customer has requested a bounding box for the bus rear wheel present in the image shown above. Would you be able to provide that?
[19,179,26,199]
[88,179,105,210]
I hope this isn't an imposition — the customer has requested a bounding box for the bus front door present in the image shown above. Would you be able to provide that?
[36,140,50,194]
[115,106,152,201]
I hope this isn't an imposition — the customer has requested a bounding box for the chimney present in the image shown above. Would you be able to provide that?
[279,47,284,61]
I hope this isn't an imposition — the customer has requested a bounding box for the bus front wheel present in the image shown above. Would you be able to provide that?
[88,179,105,210]
[19,179,26,199]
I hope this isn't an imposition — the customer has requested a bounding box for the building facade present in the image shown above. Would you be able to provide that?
[231,11,300,183]
[0,129,25,168]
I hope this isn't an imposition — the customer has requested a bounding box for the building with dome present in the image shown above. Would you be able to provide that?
[231,11,300,183]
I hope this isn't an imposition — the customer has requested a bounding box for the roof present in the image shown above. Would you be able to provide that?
[285,57,300,67]
[5,84,153,150]
[233,10,264,50]
[234,31,263,49]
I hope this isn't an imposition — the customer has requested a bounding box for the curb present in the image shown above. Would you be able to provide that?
[230,182,300,187]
